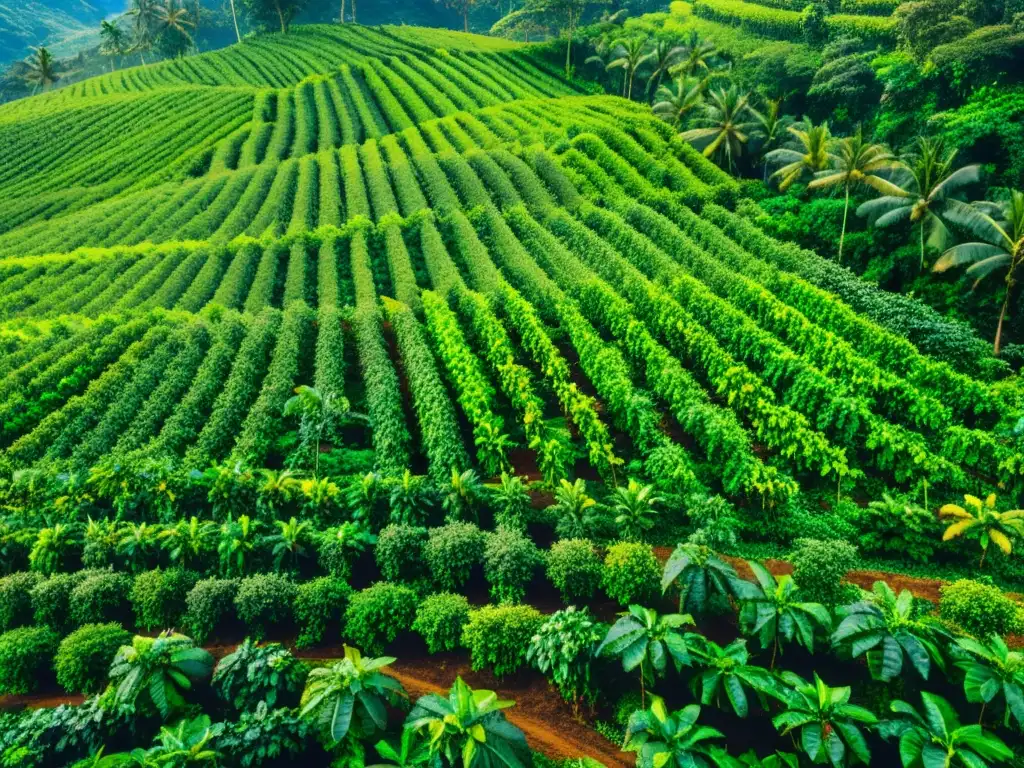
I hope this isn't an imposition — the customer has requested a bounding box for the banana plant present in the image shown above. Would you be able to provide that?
[597,605,695,708]
[662,543,740,615]
[954,634,1024,728]
[266,516,312,574]
[878,692,1012,768]
[940,493,1024,567]
[831,581,949,682]
[736,561,831,668]
[772,672,877,767]
[687,636,780,718]
[160,516,217,569]
[299,645,406,747]
[405,676,530,768]
[610,478,660,541]
[624,697,730,768]
[109,631,214,720]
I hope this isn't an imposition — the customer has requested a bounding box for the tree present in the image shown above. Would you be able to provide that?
[765,118,832,192]
[299,646,406,746]
[773,672,877,767]
[284,385,367,477]
[671,32,718,79]
[751,99,793,183]
[661,543,739,615]
[831,581,949,682]
[528,0,610,76]
[155,0,195,57]
[127,0,162,64]
[653,76,705,130]
[644,39,685,100]
[939,493,1024,567]
[934,190,1024,355]
[809,129,903,262]
[606,37,649,100]
[954,634,1024,728]
[879,692,1013,768]
[22,47,59,93]
[858,137,981,271]
[99,21,129,72]
[687,636,780,718]
[736,561,831,668]
[680,87,758,175]
[406,676,531,768]
[239,0,309,33]
[160,516,217,568]
[610,479,660,541]
[624,698,730,768]
[266,517,312,573]
[109,632,214,719]
[436,0,484,32]
[597,605,695,707]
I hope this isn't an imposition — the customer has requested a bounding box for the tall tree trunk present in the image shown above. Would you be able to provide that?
[463,6,469,32]
[838,185,850,263]
[276,0,286,33]
[564,10,574,76]
[994,287,1011,355]
[229,0,241,42]
[340,0,346,22]
[352,0,357,24]
[919,220,925,271]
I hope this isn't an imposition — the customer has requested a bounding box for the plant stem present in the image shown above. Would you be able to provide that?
[839,185,849,263]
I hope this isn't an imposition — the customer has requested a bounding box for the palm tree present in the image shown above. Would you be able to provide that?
[218,514,260,576]
[858,137,981,271]
[99,21,129,72]
[879,692,1012,768]
[406,677,531,768]
[671,32,718,79]
[160,516,217,568]
[442,467,483,522]
[127,0,161,64]
[597,605,695,707]
[653,76,705,130]
[266,516,311,573]
[736,561,831,668]
[662,543,740,615]
[809,129,903,262]
[610,479,660,541]
[300,646,406,746]
[388,470,433,526]
[157,0,195,42]
[548,477,604,540]
[624,698,730,768]
[954,634,1024,728]
[772,672,877,767]
[688,636,780,718]
[831,581,949,682]
[765,118,832,192]
[109,632,214,719]
[22,47,59,93]
[751,99,792,182]
[607,37,649,100]
[680,87,758,175]
[940,492,1024,567]
[644,39,685,101]
[934,190,1024,355]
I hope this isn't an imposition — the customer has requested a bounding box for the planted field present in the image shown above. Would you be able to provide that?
[1,18,1023,768]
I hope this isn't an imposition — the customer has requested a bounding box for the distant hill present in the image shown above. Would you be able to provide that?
[0,0,125,66]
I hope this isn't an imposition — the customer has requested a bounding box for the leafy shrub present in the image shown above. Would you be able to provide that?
[939,579,1024,638]
[70,571,132,627]
[375,524,428,581]
[601,542,660,606]
[483,526,543,604]
[412,592,470,654]
[527,607,605,709]
[344,582,418,655]
[213,638,304,711]
[235,574,297,641]
[295,576,351,650]
[131,568,198,631]
[218,703,311,766]
[0,571,43,632]
[462,604,544,678]
[790,538,858,606]
[185,578,240,644]
[31,571,94,633]
[0,626,58,694]
[424,522,485,591]
[850,495,939,563]
[54,622,131,694]
[546,539,602,603]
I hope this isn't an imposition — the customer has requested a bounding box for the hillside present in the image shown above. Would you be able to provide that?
[2,15,1024,768]
[0,0,122,66]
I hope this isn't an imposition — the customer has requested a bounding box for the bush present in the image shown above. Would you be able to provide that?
[412,593,470,654]
[483,526,542,604]
[235,574,297,641]
[939,580,1024,638]
[790,538,858,606]
[295,576,351,650]
[70,571,132,627]
[546,539,602,603]
[462,604,544,678]
[31,571,93,633]
[344,582,418,655]
[54,622,131,694]
[424,522,485,591]
[851,495,939,564]
[375,524,428,582]
[131,568,198,631]
[527,607,605,708]
[186,578,240,644]
[213,638,304,711]
[601,542,660,606]
[0,626,58,694]
[0,572,43,632]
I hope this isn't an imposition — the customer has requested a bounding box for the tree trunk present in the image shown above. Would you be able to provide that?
[564,11,574,76]
[229,0,241,42]
[838,185,850,263]
[340,0,346,22]
[994,287,1011,355]
[919,220,925,271]
[463,7,469,32]
[352,0,357,24]
[276,1,287,33]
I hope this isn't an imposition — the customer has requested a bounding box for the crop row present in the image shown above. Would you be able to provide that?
[691,0,898,46]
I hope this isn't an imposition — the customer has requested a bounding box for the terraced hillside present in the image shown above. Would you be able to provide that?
[0,20,1019,511]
